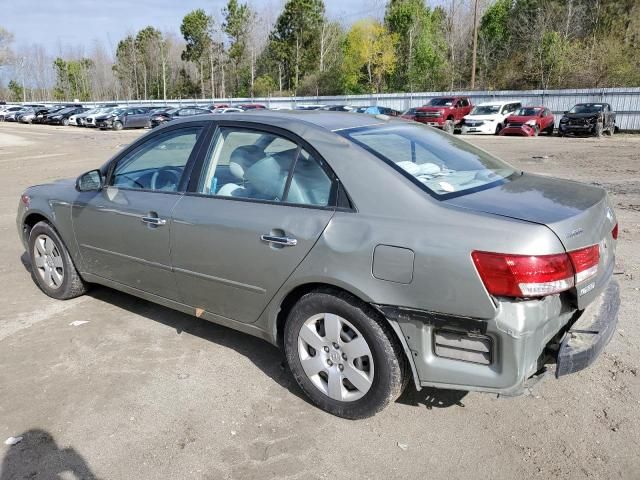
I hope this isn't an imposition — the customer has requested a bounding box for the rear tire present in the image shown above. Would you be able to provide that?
[28,221,87,300]
[284,290,408,419]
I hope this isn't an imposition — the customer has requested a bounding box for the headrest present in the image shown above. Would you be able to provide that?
[244,156,286,199]
[229,145,263,180]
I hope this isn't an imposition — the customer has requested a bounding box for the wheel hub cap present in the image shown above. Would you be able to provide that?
[33,234,64,290]
[297,313,374,402]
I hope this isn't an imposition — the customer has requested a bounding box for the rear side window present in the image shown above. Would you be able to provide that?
[198,127,333,207]
[340,123,516,199]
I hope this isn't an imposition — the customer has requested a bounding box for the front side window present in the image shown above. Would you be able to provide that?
[339,123,516,198]
[198,127,333,206]
[111,127,202,192]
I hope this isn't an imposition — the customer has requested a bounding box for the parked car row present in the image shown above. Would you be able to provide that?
[1,99,617,137]
[400,96,617,137]
[0,102,268,130]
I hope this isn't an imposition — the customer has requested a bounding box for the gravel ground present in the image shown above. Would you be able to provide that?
[0,122,638,480]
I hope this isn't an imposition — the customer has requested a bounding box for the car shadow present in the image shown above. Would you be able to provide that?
[20,252,468,412]
[1,429,100,480]
[397,385,468,409]
[86,285,307,402]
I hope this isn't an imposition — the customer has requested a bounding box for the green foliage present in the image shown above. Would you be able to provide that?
[180,9,212,63]
[223,0,253,96]
[253,74,277,96]
[52,57,93,101]
[342,19,398,93]
[7,79,22,101]
[384,0,449,91]
[268,0,325,91]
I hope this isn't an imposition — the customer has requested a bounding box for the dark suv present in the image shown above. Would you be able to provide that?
[558,103,616,137]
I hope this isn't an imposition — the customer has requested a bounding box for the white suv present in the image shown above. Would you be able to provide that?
[461,101,522,135]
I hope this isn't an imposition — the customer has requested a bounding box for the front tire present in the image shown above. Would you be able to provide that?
[28,221,87,300]
[62,118,69,126]
[113,121,123,131]
[443,119,454,134]
[595,121,603,137]
[284,290,407,419]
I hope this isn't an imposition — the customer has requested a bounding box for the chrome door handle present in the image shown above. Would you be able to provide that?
[260,234,297,246]
[141,216,167,226]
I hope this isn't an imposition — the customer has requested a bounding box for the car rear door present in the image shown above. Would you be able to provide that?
[72,122,209,300]
[170,124,337,323]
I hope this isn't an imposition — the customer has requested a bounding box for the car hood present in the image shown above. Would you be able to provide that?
[444,172,611,251]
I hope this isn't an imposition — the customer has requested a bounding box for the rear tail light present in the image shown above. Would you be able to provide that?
[612,223,618,240]
[568,245,600,283]
[472,245,600,298]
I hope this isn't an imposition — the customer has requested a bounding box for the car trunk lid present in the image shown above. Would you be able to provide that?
[446,173,617,308]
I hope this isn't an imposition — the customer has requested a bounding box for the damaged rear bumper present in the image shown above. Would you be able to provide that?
[378,278,620,395]
[556,279,620,377]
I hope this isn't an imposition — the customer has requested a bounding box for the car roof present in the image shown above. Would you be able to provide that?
[165,110,393,133]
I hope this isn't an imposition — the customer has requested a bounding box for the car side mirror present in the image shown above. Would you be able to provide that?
[76,169,103,192]
[563,111,568,114]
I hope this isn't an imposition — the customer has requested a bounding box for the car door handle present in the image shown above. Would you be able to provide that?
[141,216,167,226]
[260,234,297,246]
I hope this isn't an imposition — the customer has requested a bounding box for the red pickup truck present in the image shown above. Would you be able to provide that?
[414,97,473,133]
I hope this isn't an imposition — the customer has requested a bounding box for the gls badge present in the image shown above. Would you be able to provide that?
[579,282,596,296]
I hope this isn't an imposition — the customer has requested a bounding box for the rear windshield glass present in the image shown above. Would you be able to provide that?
[339,123,516,198]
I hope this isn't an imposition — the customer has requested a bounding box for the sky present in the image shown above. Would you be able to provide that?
[0,0,387,54]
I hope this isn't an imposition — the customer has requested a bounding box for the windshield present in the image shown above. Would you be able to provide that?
[339,123,516,198]
[470,105,501,115]
[427,98,454,107]
[515,107,541,116]
[569,104,604,114]
[55,108,74,114]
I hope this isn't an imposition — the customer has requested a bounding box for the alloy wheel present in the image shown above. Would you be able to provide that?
[33,234,64,289]
[297,313,374,402]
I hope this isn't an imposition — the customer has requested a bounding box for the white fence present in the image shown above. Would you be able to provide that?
[37,87,640,130]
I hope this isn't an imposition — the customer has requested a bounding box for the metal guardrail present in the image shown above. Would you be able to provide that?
[10,87,640,130]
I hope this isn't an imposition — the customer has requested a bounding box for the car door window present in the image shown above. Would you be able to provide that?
[286,149,333,206]
[198,128,298,201]
[198,127,334,206]
[111,127,203,192]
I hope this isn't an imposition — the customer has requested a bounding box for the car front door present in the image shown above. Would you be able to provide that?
[170,125,337,323]
[72,123,208,299]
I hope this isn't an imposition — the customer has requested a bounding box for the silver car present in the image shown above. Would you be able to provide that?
[16,112,620,418]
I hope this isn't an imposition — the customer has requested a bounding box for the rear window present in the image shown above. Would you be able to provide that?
[339,123,517,199]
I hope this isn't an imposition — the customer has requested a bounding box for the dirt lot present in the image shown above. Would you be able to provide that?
[0,122,638,480]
